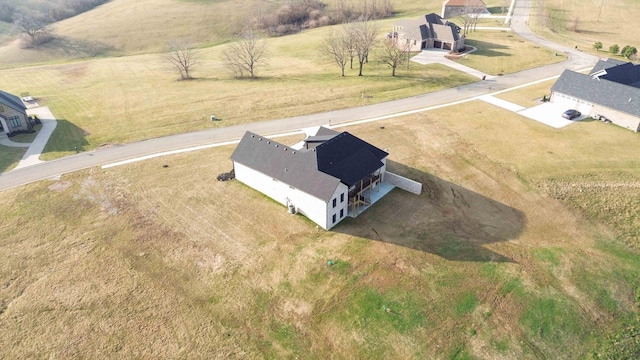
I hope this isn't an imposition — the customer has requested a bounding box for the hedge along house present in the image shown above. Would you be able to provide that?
[550,58,640,132]
[230,127,422,230]
[390,13,465,52]
[0,90,32,137]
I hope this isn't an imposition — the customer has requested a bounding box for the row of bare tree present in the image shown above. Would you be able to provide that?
[165,31,266,81]
[324,21,410,77]
[167,19,411,81]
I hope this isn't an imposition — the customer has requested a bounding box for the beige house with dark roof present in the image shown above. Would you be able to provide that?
[550,58,640,132]
[441,0,488,19]
[390,13,465,52]
[0,90,32,136]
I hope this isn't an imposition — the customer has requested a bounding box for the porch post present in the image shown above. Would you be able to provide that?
[0,116,9,135]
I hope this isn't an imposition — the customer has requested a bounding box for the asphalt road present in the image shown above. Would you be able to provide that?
[0,0,599,192]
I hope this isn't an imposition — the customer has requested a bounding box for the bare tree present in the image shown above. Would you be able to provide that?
[351,19,380,76]
[324,29,349,76]
[165,41,198,80]
[459,0,485,35]
[224,30,266,79]
[13,12,53,47]
[344,24,357,69]
[501,0,510,14]
[381,39,409,76]
[336,0,355,22]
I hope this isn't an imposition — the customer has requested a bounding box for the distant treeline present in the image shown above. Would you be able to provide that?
[0,0,110,23]
[253,0,394,36]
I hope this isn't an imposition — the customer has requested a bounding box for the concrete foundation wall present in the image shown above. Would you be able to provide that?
[385,172,422,195]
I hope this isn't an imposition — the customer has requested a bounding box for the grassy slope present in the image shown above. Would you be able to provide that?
[1,109,638,358]
[529,0,640,58]
[0,1,565,162]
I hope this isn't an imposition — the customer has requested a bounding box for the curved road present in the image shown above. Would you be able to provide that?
[0,0,599,192]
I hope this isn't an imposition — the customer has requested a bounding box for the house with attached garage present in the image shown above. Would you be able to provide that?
[0,90,32,137]
[550,58,640,132]
[390,13,465,52]
[230,127,422,230]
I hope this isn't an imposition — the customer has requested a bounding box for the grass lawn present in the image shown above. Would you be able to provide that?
[0,146,26,173]
[457,30,567,75]
[0,22,566,166]
[1,0,639,357]
[1,102,638,358]
[494,79,558,107]
[529,0,640,59]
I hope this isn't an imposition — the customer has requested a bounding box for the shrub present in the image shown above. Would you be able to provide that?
[609,44,620,55]
[621,45,637,59]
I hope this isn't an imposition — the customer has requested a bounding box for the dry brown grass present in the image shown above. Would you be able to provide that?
[530,0,640,57]
[1,104,638,358]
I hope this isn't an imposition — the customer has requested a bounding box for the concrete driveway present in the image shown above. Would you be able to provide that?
[478,95,585,129]
[518,102,584,129]
[410,49,490,80]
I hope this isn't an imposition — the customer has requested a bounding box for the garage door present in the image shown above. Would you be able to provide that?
[577,100,593,114]
[552,94,575,108]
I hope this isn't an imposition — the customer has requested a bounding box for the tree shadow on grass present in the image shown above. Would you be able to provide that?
[334,161,526,262]
[486,6,508,14]
[41,36,116,58]
[42,119,90,156]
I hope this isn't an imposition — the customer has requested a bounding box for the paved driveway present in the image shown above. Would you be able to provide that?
[518,102,584,129]
[478,95,585,129]
[411,49,490,80]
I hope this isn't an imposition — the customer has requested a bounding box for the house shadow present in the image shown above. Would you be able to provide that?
[333,161,526,262]
[42,36,116,58]
[464,39,512,58]
[42,119,90,155]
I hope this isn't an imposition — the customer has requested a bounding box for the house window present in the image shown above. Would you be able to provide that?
[340,193,345,203]
[340,209,344,218]
[332,214,336,224]
[9,116,20,127]
[332,198,337,208]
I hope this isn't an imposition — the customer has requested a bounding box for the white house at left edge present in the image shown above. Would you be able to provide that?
[230,126,422,230]
[0,90,34,136]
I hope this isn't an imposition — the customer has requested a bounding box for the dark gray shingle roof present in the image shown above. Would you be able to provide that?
[0,90,26,112]
[407,13,461,43]
[589,58,629,74]
[551,69,640,117]
[231,132,341,201]
[231,130,389,200]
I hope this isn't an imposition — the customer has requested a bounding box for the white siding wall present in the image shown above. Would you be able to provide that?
[234,162,337,230]
[326,183,349,230]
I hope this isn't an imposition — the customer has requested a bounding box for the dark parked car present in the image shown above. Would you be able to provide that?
[562,109,581,120]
